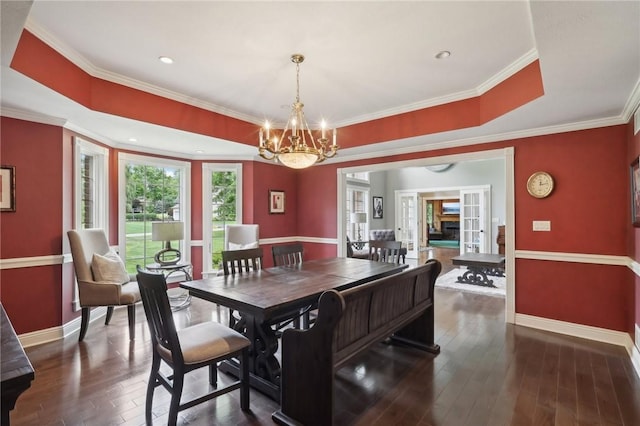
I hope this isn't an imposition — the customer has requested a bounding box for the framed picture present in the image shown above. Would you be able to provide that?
[0,166,16,212]
[373,196,383,219]
[269,190,285,214]
[631,158,640,226]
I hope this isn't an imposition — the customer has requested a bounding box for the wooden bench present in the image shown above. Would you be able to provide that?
[272,259,442,426]
[451,253,505,287]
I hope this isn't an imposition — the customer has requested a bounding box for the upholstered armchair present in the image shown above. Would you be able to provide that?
[67,229,141,341]
[369,229,407,263]
[224,224,260,250]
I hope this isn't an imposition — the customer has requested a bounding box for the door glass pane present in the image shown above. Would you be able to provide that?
[461,191,482,253]
[210,171,237,269]
[398,195,415,251]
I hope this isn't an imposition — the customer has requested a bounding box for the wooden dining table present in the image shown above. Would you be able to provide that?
[181,257,408,401]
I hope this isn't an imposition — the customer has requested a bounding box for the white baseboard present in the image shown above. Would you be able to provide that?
[19,306,108,348]
[516,313,640,378]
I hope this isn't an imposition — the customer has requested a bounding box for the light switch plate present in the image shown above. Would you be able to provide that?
[533,220,551,231]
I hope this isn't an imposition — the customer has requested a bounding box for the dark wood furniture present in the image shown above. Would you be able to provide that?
[497,225,506,254]
[180,257,408,401]
[369,229,407,263]
[273,260,442,426]
[271,243,303,266]
[1,305,35,426]
[451,252,505,287]
[368,239,403,264]
[271,243,311,329]
[221,247,263,275]
[136,269,250,424]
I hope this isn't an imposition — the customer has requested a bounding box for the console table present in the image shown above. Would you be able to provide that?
[1,305,34,425]
[451,253,505,287]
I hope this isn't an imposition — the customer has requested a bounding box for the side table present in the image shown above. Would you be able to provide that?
[145,262,193,310]
[145,262,193,281]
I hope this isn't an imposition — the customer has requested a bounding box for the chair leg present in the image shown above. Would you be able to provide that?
[240,347,250,411]
[146,356,161,425]
[168,372,184,425]
[79,307,90,342]
[105,306,114,325]
[127,305,136,341]
[209,363,218,387]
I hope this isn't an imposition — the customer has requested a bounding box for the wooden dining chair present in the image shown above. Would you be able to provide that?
[271,243,313,329]
[135,267,250,425]
[271,243,303,267]
[221,248,263,330]
[221,247,263,275]
[368,240,403,265]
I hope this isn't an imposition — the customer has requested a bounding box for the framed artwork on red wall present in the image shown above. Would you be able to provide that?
[631,158,640,226]
[0,165,16,212]
[269,190,285,214]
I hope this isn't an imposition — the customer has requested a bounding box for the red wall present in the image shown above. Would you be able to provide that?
[0,117,635,336]
[628,119,640,333]
[0,117,65,332]
[294,125,633,333]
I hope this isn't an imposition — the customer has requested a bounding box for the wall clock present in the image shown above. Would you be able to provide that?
[526,171,554,198]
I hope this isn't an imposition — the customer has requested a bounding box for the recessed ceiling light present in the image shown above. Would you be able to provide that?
[158,56,174,64]
[195,150,204,154]
[435,50,451,59]
[128,137,137,142]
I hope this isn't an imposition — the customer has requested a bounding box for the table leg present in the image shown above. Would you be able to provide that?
[456,267,496,287]
[220,313,282,401]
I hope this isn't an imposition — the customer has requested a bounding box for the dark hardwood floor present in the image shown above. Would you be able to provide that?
[11,281,640,425]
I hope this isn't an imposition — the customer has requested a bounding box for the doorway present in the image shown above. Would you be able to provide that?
[337,148,515,323]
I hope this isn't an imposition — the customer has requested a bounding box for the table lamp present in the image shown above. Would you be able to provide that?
[350,212,367,241]
[152,221,184,265]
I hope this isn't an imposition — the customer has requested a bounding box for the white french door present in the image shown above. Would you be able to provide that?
[459,187,491,254]
[396,192,418,259]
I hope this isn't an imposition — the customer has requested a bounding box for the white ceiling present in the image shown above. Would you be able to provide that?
[1,1,639,162]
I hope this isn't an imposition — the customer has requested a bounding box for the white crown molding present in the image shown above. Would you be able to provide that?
[24,17,540,131]
[333,49,539,128]
[64,122,116,147]
[622,76,640,123]
[330,114,627,166]
[476,49,540,95]
[24,17,259,125]
[0,106,67,127]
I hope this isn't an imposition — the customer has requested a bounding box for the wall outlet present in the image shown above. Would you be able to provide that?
[533,220,551,231]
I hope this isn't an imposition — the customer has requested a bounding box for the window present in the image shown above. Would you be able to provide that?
[73,138,109,310]
[202,163,242,275]
[346,186,369,242]
[74,138,108,230]
[119,154,190,274]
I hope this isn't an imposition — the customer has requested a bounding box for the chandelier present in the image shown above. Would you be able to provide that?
[258,54,339,169]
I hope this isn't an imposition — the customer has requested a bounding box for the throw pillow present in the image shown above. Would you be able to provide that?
[91,251,130,284]
[228,241,258,250]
